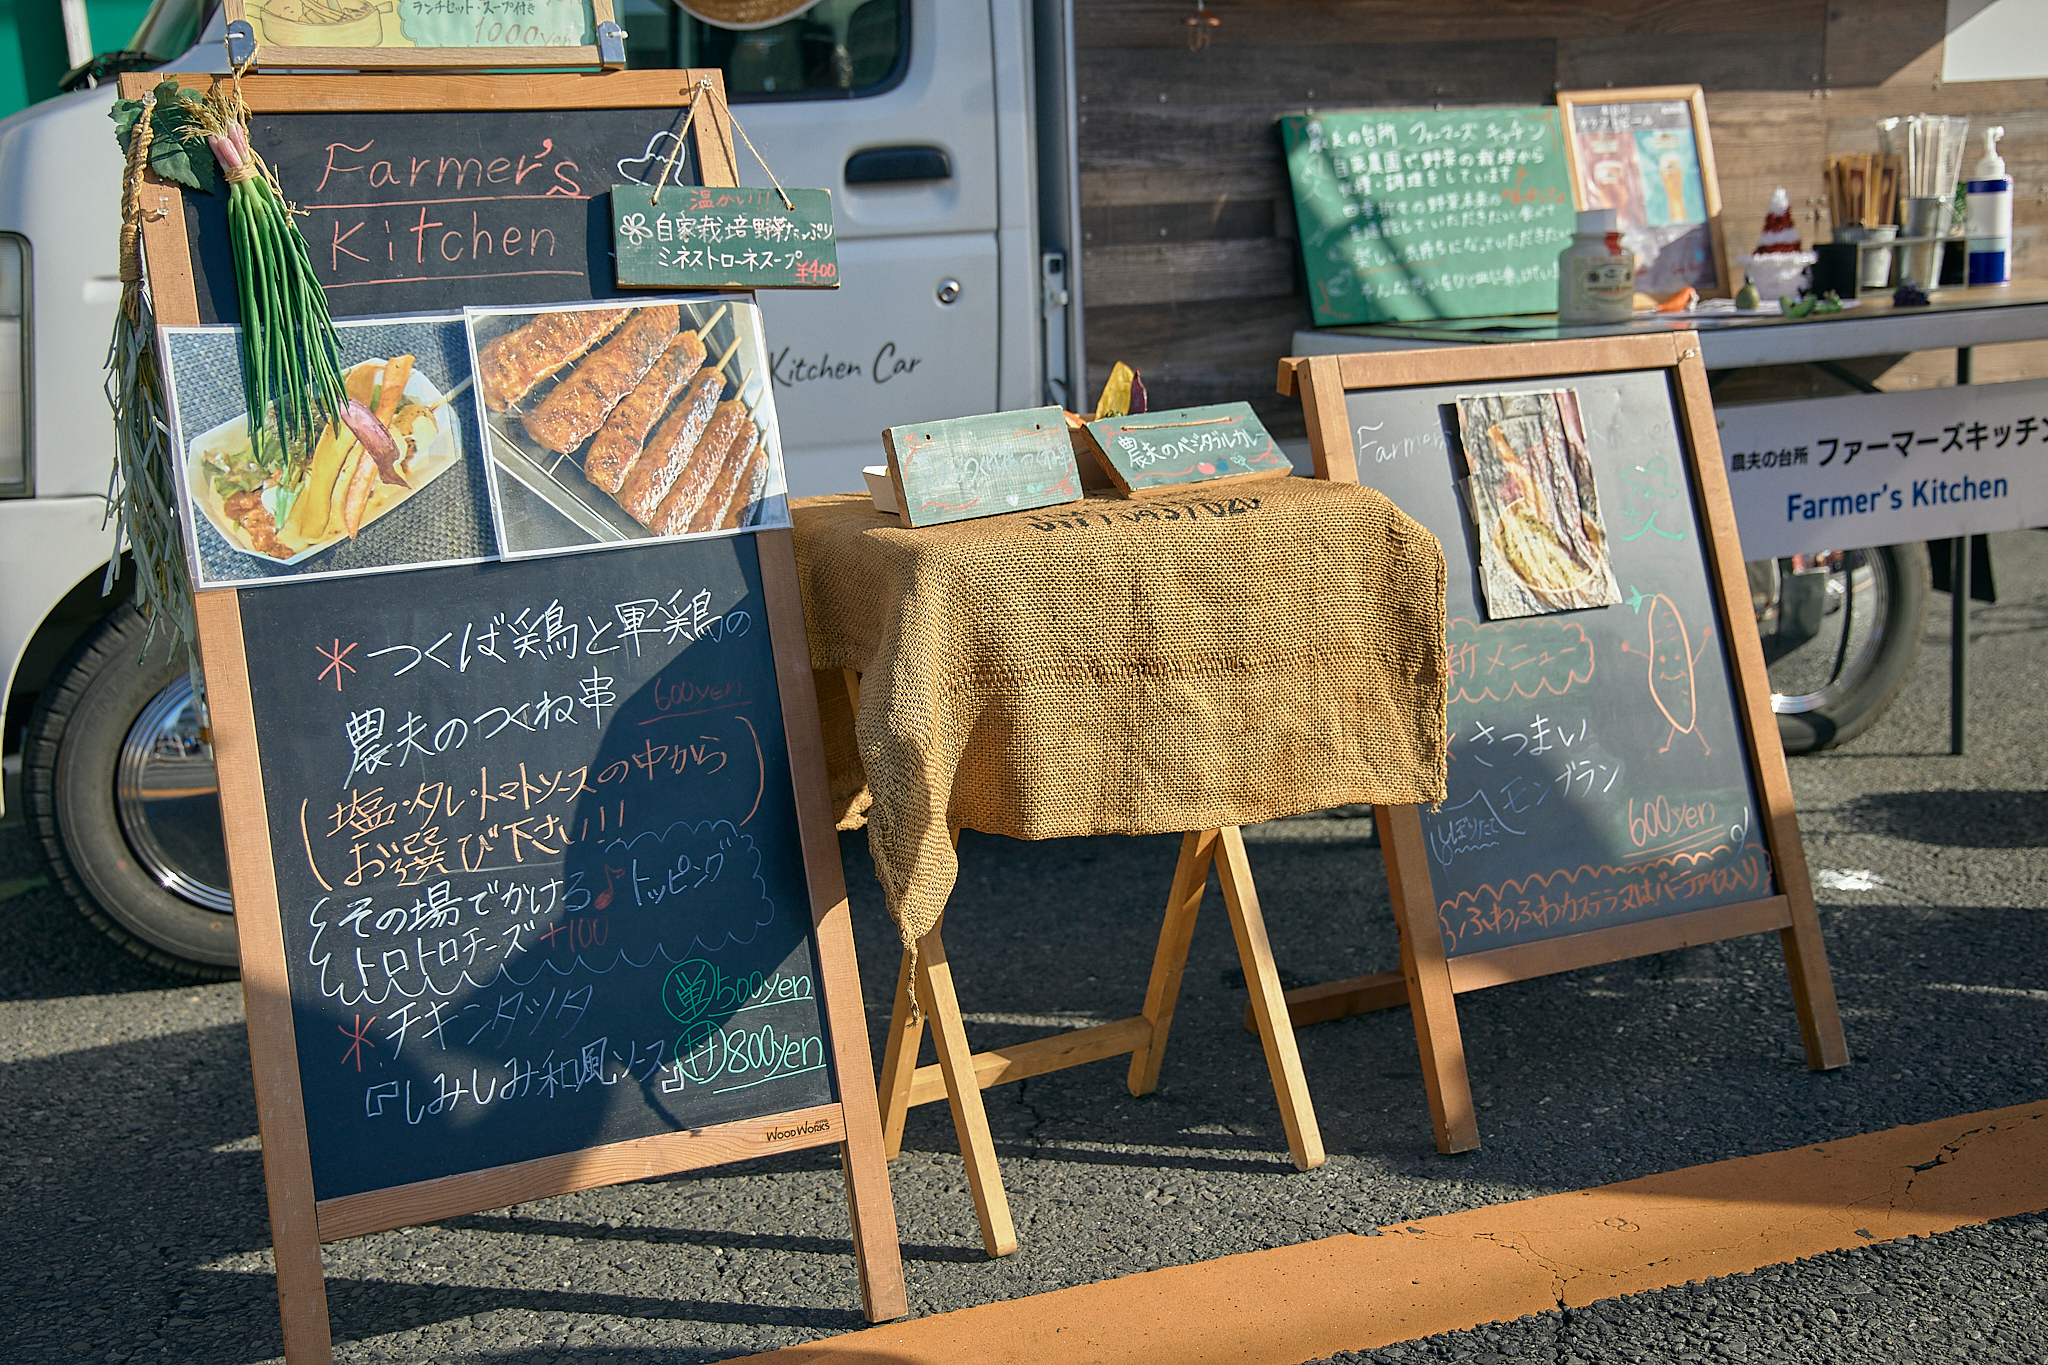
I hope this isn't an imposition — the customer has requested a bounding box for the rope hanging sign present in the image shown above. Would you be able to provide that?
[611,77,840,291]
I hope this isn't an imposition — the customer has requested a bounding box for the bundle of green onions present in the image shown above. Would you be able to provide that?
[103,75,407,669]
[186,82,350,465]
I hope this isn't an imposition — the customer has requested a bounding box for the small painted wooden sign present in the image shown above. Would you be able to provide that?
[613,185,839,290]
[882,406,1082,528]
[1083,402,1293,496]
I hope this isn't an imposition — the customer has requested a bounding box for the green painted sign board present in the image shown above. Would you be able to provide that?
[1083,402,1292,494]
[1280,108,1575,325]
[882,406,1082,528]
[612,185,839,290]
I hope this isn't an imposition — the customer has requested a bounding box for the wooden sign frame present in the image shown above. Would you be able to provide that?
[1554,84,1732,300]
[126,71,903,1362]
[128,68,741,335]
[221,0,625,72]
[1276,334,1847,1156]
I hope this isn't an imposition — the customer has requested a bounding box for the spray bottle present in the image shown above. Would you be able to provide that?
[1965,126,2012,286]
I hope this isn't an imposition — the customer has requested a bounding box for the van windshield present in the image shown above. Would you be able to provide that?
[620,0,906,100]
[124,0,221,60]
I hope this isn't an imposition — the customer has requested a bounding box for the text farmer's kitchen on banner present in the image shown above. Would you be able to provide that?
[1717,378,2048,562]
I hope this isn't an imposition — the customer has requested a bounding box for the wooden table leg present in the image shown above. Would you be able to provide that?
[875,946,925,1160]
[913,923,1019,1258]
[1128,829,1216,1096]
[1215,827,1325,1171]
[1378,804,1480,1154]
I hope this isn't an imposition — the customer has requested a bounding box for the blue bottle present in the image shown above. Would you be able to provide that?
[1966,127,2012,286]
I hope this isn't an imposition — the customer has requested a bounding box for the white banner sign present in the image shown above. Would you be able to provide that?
[1717,378,2048,561]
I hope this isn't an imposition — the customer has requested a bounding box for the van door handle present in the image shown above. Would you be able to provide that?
[844,146,952,185]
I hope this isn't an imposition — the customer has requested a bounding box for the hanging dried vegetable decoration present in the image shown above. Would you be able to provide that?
[104,87,197,662]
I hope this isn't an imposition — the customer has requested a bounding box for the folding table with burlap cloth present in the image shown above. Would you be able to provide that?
[792,475,1447,1257]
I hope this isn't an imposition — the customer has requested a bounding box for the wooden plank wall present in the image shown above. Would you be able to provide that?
[1075,0,2048,433]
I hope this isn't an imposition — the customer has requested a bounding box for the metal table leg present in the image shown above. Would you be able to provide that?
[1951,346,1974,755]
[1951,535,1970,755]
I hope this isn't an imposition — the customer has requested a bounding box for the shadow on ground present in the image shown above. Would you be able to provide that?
[1835,789,2048,847]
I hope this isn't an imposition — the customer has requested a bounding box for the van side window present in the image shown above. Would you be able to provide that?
[620,0,908,100]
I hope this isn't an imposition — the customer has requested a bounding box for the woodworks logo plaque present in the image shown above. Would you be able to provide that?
[765,1118,832,1142]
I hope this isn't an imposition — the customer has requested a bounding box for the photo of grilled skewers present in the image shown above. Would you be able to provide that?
[466,296,787,559]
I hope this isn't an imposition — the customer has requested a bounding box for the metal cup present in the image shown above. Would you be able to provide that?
[1837,225,1897,290]
[1899,197,1948,288]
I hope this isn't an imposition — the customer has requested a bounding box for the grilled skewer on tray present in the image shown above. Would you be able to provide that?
[479,301,775,537]
[584,305,725,493]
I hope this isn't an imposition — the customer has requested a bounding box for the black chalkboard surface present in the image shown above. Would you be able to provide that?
[1279,334,1845,1158]
[1351,369,1773,956]
[236,535,830,1199]
[139,73,904,1354]
[182,106,698,323]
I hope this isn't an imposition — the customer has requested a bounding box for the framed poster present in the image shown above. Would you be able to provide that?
[1555,85,1730,299]
[222,0,622,70]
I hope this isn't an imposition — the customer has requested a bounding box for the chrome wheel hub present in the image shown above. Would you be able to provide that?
[115,674,233,912]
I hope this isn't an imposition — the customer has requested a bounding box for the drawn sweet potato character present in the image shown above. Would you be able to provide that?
[1621,590,1712,756]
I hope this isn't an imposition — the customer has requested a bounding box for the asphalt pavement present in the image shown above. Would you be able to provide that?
[2,530,2045,1364]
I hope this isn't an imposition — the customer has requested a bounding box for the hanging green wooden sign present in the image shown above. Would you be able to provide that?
[612,185,839,290]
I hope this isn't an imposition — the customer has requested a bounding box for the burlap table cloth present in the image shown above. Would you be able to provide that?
[792,477,1450,953]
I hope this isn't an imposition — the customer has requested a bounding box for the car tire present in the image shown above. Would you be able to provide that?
[1770,542,1930,755]
[23,600,238,978]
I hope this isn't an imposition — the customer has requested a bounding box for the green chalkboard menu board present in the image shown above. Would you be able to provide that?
[1280,108,1575,325]
[881,406,1082,528]
[612,185,839,290]
[235,536,832,1199]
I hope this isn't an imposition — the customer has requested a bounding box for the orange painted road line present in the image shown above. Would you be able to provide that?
[736,1100,2048,1365]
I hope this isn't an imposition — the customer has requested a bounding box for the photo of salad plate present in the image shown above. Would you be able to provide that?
[187,354,467,566]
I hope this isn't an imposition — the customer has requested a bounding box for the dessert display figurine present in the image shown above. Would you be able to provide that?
[1755,188,1804,253]
[1738,187,1815,299]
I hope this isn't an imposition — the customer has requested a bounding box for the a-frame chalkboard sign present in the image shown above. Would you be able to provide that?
[1277,333,1848,1154]
[128,70,905,1360]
